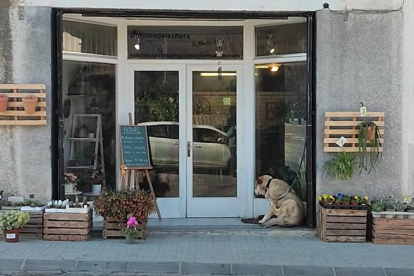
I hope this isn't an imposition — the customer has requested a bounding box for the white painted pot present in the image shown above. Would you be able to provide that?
[64,184,74,194]
[92,184,102,195]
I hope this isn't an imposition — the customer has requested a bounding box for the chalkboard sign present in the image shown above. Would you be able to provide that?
[119,125,152,168]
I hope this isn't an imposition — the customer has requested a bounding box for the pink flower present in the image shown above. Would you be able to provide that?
[126,216,138,228]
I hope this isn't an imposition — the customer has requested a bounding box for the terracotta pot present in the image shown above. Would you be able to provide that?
[0,94,9,112]
[351,201,358,206]
[22,95,38,114]
[322,201,330,205]
[367,127,374,141]
[4,229,20,242]
[343,202,350,205]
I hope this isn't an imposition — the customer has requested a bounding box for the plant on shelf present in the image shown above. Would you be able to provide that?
[90,169,105,194]
[0,210,30,242]
[357,121,382,174]
[64,172,79,192]
[323,151,356,180]
[94,188,155,222]
[318,194,335,205]
[370,198,385,212]
[123,216,140,244]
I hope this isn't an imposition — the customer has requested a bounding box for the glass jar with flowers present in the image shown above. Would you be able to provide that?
[90,169,104,195]
[64,172,79,194]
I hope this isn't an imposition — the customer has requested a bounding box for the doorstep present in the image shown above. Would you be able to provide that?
[92,218,316,237]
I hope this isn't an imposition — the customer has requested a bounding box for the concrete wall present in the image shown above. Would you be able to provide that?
[0,4,52,201]
[315,9,403,198]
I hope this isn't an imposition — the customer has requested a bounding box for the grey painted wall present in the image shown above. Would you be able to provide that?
[0,5,52,201]
[315,9,403,198]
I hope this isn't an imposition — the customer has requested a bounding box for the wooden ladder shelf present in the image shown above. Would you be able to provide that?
[324,112,385,153]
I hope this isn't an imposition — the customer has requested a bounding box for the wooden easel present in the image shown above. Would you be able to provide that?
[119,113,162,221]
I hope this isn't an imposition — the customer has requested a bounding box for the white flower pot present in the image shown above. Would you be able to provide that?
[64,184,74,194]
[92,184,102,195]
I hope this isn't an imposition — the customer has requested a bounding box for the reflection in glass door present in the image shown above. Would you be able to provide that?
[130,65,186,218]
[186,65,243,217]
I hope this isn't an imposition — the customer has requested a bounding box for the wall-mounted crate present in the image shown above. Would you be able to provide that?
[324,112,384,152]
[368,214,414,245]
[0,84,46,126]
[318,207,367,242]
[103,217,147,240]
[0,211,43,240]
[43,210,92,241]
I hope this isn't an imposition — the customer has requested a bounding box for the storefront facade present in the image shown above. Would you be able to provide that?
[0,0,412,228]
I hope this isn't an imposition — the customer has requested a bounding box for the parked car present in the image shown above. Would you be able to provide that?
[137,121,231,170]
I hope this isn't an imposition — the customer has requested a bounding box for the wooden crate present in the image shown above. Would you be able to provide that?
[369,215,414,245]
[0,211,43,240]
[324,112,385,152]
[43,210,92,241]
[103,217,147,240]
[0,84,47,126]
[318,207,367,242]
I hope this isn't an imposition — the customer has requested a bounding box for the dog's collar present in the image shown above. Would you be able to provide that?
[265,178,292,202]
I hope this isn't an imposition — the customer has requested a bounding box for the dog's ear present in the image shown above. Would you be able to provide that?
[256,176,263,184]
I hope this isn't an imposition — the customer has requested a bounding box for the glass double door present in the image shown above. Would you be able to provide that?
[130,64,243,218]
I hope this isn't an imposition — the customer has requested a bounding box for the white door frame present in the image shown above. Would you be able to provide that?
[127,63,187,218]
[186,64,245,217]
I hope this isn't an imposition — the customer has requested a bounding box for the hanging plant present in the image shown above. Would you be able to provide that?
[357,121,382,173]
[323,151,356,180]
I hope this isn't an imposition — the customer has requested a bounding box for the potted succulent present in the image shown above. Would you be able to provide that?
[63,172,79,194]
[406,202,414,213]
[323,151,356,180]
[90,169,104,195]
[0,94,9,112]
[0,210,30,242]
[370,199,385,217]
[123,216,140,244]
[22,94,38,114]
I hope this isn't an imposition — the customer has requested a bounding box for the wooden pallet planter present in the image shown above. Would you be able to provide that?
[0,211,43,240]
[103,217,147,240]
[324,112,384,152]
[368,213,414,245]
[43,210,92,241]
[318,207,367,242]
[0,84,47,126]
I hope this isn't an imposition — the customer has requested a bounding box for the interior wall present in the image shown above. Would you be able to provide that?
[315,9,403,199]
[0,6,52,201]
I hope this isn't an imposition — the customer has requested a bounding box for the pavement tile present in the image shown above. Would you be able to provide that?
[283,265,334,276]
[384,268,414,276]
[127,261,179,273]
[181,262,231,274]
[23,260,76,271]
[334,267,385,276]
[231,264,283,275]
[0,259,24,270]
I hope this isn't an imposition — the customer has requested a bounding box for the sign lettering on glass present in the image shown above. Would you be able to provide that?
[120,125,151,168]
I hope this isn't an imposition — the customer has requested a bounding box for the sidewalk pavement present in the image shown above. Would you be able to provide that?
[0,234,414,276]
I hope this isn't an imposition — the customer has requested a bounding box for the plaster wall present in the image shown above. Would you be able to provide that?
[0,4,52,201]
[315,9,403,198]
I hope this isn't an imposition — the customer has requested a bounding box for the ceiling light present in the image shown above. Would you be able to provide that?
[271,66,279,72]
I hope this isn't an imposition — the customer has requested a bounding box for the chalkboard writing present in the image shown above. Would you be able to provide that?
[120,125,151,168]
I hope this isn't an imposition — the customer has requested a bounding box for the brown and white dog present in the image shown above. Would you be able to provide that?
[255,175,303,227]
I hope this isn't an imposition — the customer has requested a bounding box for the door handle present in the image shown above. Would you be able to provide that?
[187,141,191,157]
[194,144,202,148]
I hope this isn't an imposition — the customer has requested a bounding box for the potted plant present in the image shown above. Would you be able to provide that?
[0,210,30,242]
[351,196,359,206]
[323,151,356,180]
[90,169,104,195]
[370,199,385,217]
[124,216,140,244]
[318,194,334,206]
[357,121,382,174]
[22,95,38,114]
[0,94,9,112]
[407,202,414,213]
[63,172,79,194]
[384,196,395,211]
[343,195,351,205]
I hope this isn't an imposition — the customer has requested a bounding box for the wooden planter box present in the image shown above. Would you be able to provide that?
[368,213,414,245]
[318,207,367,242]
[0,211,43,240]
[43,210,92,241]
[103,217,147,240]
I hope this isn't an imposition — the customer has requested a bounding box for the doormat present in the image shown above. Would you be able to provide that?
[240,215,277,224]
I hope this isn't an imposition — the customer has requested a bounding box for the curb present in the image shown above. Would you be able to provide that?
[0,259,413,276]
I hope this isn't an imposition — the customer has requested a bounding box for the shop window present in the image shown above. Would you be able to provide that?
[255,21,306,57]
[127,26,243,60]
[63,20,117,56]
[62,61,116,193]
[255,62,307,202]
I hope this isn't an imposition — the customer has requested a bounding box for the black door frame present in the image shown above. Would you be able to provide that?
[50,9,317,227]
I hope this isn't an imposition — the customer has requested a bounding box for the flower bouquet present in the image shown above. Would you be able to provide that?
[64,172,79,193]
